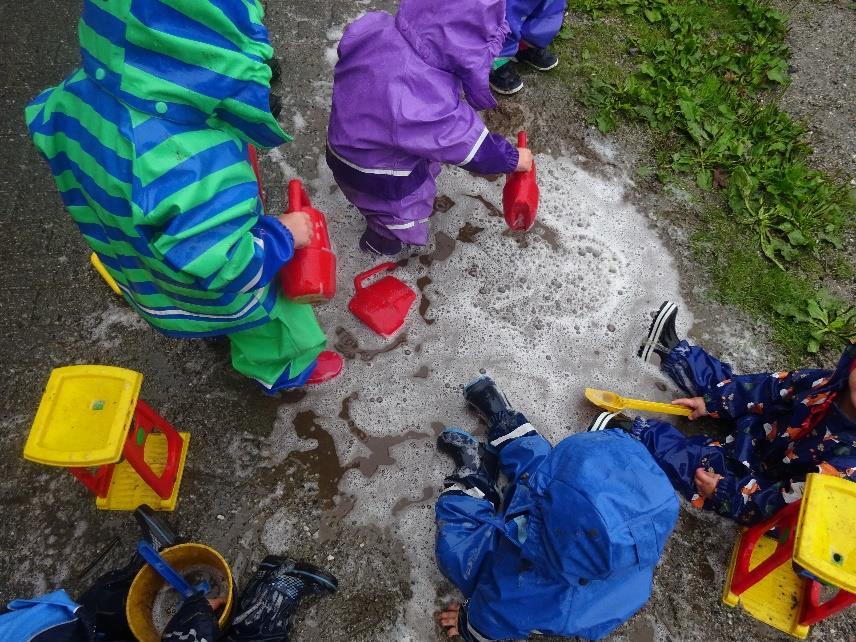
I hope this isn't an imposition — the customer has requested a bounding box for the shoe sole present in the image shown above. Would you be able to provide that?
[638,301,678,363]
[513,57,559,72]
[439,427,479,447]
[289,568,339,592]
[489,80,524,95]
[588,411,618,431]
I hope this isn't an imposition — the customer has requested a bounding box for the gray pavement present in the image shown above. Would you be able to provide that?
[1,2,854,641]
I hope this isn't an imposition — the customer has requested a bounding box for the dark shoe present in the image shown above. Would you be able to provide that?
[489,63,524,95]
[224,556,337,642]
[587,411,635,432]
[360,227,403,256]
[269,92,283,119]
[464,375,513,425]
[267,57,282,84]
[638,301,681,362]
[515,47,559,71]
[437,428,481,477]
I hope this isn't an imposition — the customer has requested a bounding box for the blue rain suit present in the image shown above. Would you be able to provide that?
[0,591,94,642]
[634,340,856,525]
[435,413,679,641]
[500,0,567,57]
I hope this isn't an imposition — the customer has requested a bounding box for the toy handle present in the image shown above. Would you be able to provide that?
[287,179,311,214]
[353,262,396,291]
[517,131,527,149]
[136,541,208,600]
[623,399,693,417]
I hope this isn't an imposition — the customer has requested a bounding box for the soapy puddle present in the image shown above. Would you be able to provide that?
[256,145,689,639]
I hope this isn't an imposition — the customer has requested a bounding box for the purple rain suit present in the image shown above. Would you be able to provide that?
[500,0,568,58]
[327,0,520,246]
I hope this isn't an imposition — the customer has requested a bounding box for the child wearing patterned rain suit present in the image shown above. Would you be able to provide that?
[25,0,341,392]
[591,301,856,525]
[327,0,533,256]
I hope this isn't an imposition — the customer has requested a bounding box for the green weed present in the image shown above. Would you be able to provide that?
[562,0,855,358]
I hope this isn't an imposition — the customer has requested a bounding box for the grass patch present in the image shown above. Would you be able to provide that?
[557,0,855,360]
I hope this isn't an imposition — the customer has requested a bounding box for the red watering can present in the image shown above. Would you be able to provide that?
[502,131,539,232]
[280,179,337,304]
[348,262,417,338]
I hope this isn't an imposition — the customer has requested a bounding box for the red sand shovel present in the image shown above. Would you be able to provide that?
[502,131,539,232]
[348,262,417,339]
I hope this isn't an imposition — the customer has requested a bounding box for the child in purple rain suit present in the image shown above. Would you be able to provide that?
[490,0,568,95]
[327,0,533,256]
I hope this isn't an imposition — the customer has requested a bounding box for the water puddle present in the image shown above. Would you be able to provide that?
[433,195,456,213]
[287,410,356,507]
[418,231,456,267]
[339,392,430,478]
[413,365,431,379]
[392,486,436,516]
[416,277,434,325]
[456,222,484,243]
[334,327,408,362]
[465,193,502,218]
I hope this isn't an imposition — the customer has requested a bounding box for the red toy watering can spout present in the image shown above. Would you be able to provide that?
[502,131,539,232]
[280,180,337,304]
[348,262,416,339]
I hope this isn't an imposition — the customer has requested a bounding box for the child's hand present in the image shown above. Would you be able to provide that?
[437,602,461,638]
[278,211,313,248]
[515,148,533,172]
[694,467,723,499]
[673,396,708,420]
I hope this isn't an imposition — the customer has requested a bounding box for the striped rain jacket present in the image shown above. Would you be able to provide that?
[26,0,297,338]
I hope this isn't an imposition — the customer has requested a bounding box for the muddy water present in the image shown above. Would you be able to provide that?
[265,149,689,639]
[334,327,408,361]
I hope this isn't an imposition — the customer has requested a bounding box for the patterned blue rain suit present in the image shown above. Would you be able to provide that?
[435,412,679,641]
[634,340,856,524]
[500,0,568,58]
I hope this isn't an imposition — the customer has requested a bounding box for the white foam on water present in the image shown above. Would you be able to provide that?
[254,145,689,638]
[86,303,148,348]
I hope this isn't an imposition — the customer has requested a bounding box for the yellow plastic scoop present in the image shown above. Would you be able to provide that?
[584,388,692,417]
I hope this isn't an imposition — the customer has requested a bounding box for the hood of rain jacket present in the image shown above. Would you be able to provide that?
[77,0,288,148]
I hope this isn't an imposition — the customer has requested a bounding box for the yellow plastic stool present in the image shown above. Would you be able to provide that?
[24,366,190,511]
[723,473,856,638]
[794,474,856,594]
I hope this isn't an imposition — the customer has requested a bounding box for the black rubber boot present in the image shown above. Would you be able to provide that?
[464,375,514,425]
[224,556,337,642]
[360,227,403,256]
[515,47,559,71]
[587,411,635,433]
[489,62,523,95]
[638,301,681,362]
[437,428,482,478]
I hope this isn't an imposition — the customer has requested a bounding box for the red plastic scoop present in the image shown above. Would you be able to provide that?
[348,262,417,338]
[280,180,337,304]
[502,131,539,232]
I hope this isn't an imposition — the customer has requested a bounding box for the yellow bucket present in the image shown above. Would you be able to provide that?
[126,543,234,641]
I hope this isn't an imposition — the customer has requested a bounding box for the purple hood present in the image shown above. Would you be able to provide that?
[395,0,510,110]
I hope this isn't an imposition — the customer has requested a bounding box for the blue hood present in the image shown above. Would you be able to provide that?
[524,430,680,580]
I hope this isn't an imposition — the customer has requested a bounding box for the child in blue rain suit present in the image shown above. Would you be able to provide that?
[489,0,568,95]
[597,301,856,525]
[434,376,679,641]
